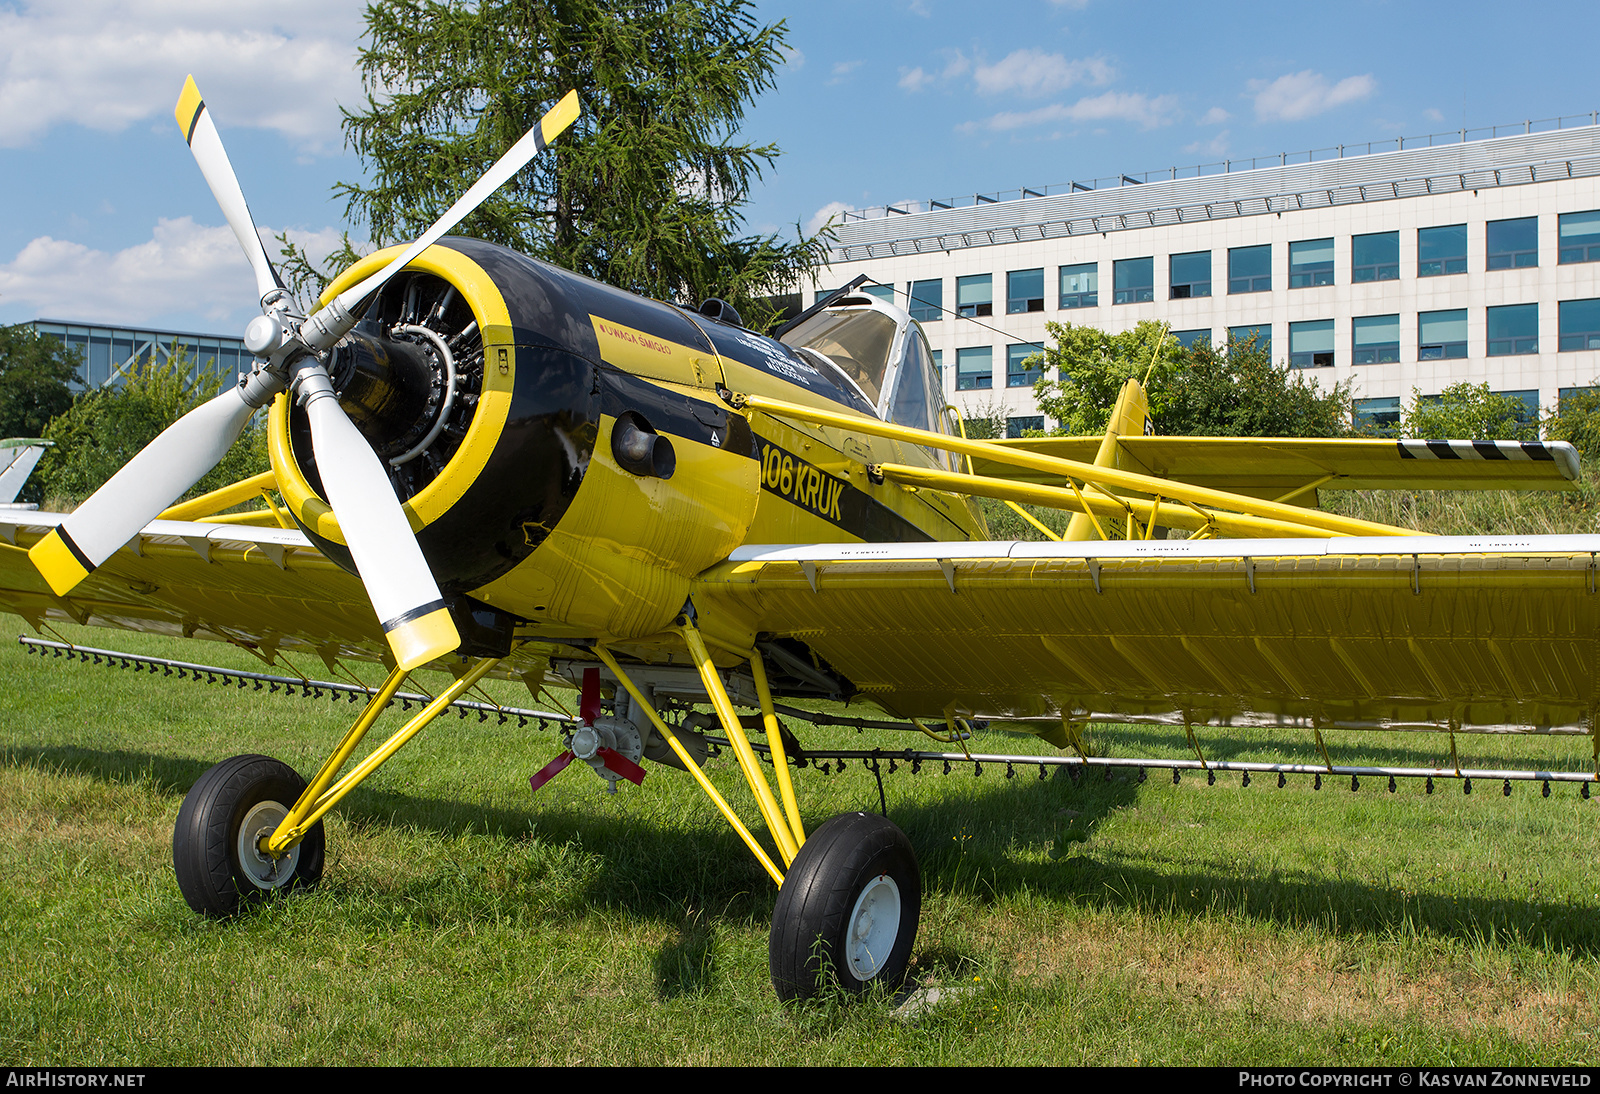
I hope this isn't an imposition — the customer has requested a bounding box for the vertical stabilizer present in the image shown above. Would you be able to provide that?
[1062,379,1153,541]
[0,440,50,507]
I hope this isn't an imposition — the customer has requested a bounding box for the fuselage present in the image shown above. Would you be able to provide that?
[268,238,986,648]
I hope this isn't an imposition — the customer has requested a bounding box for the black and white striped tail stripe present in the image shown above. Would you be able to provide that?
[1397,439,1555,462]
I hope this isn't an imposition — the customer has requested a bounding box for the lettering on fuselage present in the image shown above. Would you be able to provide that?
[759,440,844,524]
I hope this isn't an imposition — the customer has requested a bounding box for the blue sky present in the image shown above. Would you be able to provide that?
[1,0,1595,334]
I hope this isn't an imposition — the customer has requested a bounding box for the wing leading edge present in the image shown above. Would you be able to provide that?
[694,536,1600,734]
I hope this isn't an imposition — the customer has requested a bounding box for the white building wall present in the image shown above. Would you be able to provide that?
[815,127,1600,435]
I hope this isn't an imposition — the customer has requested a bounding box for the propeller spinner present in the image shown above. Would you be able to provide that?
[29,77,581,671]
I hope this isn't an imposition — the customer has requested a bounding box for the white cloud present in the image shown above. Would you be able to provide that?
[972,49,1114,97]
[0,218,351,328]
[1199,106,1231,125]
[0,0,365,150]
[899,66,934,92]
[1250,70,1376,123]
[806,201,850,237]
[1184,130,1231,157]
[965,90,1179,133]
[827,60,863,86]
[1424,107,1445,123]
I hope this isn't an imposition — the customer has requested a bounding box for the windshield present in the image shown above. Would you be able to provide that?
[780,309,898,407]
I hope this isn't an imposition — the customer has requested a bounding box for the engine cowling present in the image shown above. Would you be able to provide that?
[268,238,761,642]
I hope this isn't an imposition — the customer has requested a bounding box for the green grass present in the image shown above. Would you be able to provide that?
[3,623,1600,1065]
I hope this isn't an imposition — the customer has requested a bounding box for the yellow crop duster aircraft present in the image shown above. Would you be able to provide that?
[1,78,1594,1003]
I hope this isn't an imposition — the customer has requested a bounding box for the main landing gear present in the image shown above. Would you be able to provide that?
[172,754,325,916]
[769,812,921,1001]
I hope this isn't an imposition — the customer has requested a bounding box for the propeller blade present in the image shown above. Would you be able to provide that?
[529,751,575,794]
[173,75,284,305]
[30,386,260,595]
[294,363,459,671]
[300,90,581,350]
[595,747,647,787]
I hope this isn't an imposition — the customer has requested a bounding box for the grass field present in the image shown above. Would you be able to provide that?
[3,614,1599,1066]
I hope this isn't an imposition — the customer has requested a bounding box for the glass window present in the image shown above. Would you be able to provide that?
[930,349,942,384]
[1006,268,1045,314]
[1006,343,1044,388]
[1419,224,1467,276]
[956,346,992,390]
[1172,328,1210,349]
[1487,304,1538,356]
[862,284,895,306]
[908,279,943,323]
[1289,238,1334,288]
[1059,263,1097,309]
[1006,416,1045,439]
[1352,315,1400,364]
[1228,245,1271,294]
[1228,324,1271,357]
[1559,211,1600,265]
[1498,389,1541,428]
[1113,257,1154,304]
[1560,385,1600,410]
[1289,320,1334,368]
[814,288,842,305]
[1559,298,1600,351]
[956,274,992,318]
[1355,396,1402,434]
[1419,309,1468,359]
[1352,231,1399,282]
[1487,217,1538,269]
[1168,251,1211,299]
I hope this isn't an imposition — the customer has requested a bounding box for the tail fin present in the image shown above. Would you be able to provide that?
[0,439,50,506]
[1062,379,1152,541]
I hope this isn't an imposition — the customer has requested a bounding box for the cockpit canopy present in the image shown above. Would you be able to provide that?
[779,295,952,459]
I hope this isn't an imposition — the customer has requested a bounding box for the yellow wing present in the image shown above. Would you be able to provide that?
[693,535,1600,734]
[975,436,1582,496]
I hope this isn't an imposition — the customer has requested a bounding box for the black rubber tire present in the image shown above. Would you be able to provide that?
[769,811,920,1002]
[172,754,325,917]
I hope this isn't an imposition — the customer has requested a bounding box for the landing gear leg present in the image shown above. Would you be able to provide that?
[769,811,921,1002]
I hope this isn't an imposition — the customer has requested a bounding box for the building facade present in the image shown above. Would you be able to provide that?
[30,319,249,391]
[818,120,1600,437]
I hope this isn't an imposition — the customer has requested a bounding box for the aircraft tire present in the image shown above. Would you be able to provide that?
[768,811,920,1002]
[172,754,324,917]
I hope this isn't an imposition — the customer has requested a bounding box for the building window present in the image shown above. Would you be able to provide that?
[1560,385,1600,410]
[1500,390,1541,429]
[1352,231,1399,282]
[956,346,992,389]
[1289,320,1334,368]
[1559,211,1600,265]
[908,279,943,322]
[862,284,895,305]
[1227,245,1271,294]
[1168,251,1211,299]
[1059,263,1098,309]
[1559,298,1600,351]
[956,274,992,318]
[1289,238,1334,288]
[1355,396,1401,434]
[1006,268,1045,314]
[1487,217,1538,269]
[1172,328,1210,349]
[930,349,943,386]
[1418,224,1467,276]
[1228,324,1270,357]
[1352,315,1400,364]
[1006,343,1044,388]
[1006,415,1045,439]
[1487,304,1538,356]
[1113,257,1154,304]
[1419,309,1468,359]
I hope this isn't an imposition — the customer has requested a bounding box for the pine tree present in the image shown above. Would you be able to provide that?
[325,0,825,328]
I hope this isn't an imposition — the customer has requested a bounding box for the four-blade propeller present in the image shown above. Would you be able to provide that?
[29,76,580,671]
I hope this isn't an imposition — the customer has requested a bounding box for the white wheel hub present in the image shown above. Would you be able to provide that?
[236,801,299,890]
[845,873,902,980]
